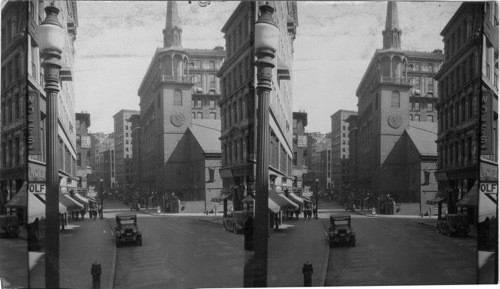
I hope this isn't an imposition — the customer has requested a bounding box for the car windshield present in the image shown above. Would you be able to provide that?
[120,219,135,225]
[334,220,349,226]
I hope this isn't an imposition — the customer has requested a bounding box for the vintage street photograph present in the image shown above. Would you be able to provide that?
[0,0,498,288]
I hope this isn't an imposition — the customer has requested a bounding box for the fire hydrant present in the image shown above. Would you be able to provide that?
[302,262,313,287]
[91,262,101,289]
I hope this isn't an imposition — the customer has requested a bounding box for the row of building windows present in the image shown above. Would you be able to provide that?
[190,59,217,70]
[409,114,434,122]
[1,54,22,91]
[192,111,217,119]
[226,15,251,58]
[483,37,499,89]
[438,93,476,132]
[220,56,252,97]
[192,99,215,109]
[221,93,254,130]
[410,101,434,111]
[408,62,439,73]
[444,15,471,61]
[438,136,474,170]
[439,54,475,102]
[1,91,22,125]
[1,137,21,168]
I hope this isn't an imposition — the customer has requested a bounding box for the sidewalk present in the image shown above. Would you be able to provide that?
[29,208,117,289]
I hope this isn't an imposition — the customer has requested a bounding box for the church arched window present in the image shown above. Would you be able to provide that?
[391,91,400,108]
[174,90,182,106]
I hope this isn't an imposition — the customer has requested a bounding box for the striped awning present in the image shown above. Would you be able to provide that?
[60,193,84,209]
[457,182,478,207]
[73,192,89,205]
[288,192,304,204]
[278,193,299,208]
[33,194,67,216]
[268,198,281,213]
[5,182,27,208]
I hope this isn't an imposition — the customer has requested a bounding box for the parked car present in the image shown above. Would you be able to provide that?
[345,202,356,212]
[114,214,142,247]
[222,211,253,234]
[328,214,355,247]
[0,215,20,238]
[436,214,470,237]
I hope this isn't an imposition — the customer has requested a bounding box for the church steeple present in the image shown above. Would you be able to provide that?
[382,1,402,50]
[163,1,182,48]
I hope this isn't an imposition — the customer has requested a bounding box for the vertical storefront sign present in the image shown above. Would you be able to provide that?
[480,91,494,155]
[28,91,41,155]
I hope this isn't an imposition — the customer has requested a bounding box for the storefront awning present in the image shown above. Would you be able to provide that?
[88,196,98,203]
[269,190,289,207]
[426,196,446,205]
[457,182,478,207]
[268,198,281,213]
[73,192,89,205]
[211,192,232,202]
[278,193,299,208]
[60,193,84,209]
[5,182,27,208]
[288,192,304,204]
[28,192,46,223]
[242,195,254,204]
[36,194,68,215]
[302,196,313,203]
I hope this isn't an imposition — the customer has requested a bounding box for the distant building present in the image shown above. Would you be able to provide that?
[330,109,357,196]
[136,2,224,212]
[292,111,308,195]
[89,133,115,194]
[113,109,139,197]
[76,113,91,194]
[127,114,141,195]
[303,132,330,193]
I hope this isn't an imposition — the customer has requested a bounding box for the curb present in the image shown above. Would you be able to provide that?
[105,218,117,289]
[319,220,329,286]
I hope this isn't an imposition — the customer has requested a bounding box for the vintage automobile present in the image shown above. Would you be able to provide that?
[115,214,142,247]
[436,214,470,237]
[345,202,356,212]
[222,211,253,234]
[0,215,20,238]
[328,214,355,247]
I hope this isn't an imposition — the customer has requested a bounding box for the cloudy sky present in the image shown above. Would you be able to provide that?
[73,1,461,134]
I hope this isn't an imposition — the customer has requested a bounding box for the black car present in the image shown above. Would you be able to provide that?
[115,214,142,247]
[328,214,355,247]
[436,214,470,237]
[222,211,253,234]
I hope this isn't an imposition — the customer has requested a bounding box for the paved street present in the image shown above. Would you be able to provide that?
[0,234,28,288]
[322,202,477,286]
[112,213,245,289]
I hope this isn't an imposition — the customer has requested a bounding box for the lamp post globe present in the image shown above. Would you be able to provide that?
[253,2,279,288]
[37,3,64,288]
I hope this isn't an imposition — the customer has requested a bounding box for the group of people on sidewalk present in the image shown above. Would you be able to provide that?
[71,203,103,221]
[285,204,318,221]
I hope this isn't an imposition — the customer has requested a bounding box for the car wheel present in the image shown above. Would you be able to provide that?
[222,222,227,231]
[137,237,142,246]
[350,237,356,247]
[232,224,238,234]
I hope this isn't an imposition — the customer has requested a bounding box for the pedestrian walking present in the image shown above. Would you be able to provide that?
[307,208,312,220]
[80,209,85,220]
[313,206,318,219]
[294,209,300,220]
[303,208,307,219]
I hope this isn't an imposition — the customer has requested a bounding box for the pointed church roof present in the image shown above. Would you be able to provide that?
[406,122,438,157]
[385,1,400,31]
[190,120,221,154]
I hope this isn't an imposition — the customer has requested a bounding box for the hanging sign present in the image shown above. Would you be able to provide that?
[28,91,41,155]
[480,91,494,155]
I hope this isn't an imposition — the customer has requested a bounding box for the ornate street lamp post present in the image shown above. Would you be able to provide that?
[253,3,279,287]
[37,3,65,288]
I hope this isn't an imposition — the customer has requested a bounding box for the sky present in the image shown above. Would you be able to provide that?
[73,1,462,134]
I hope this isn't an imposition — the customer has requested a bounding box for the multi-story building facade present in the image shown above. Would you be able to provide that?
[354,2,441,213]
[113,109,139,196]
[406,50,444,123]
[127,114,141,195]
[303,132,330,194]
[217,1,298,212]
[330,110,357,195]
[1,1,28,216]
[292,111,308,195]
[137,2,224,211]
[75,112,91,194]
[188,48,225,121]
[22,0,78,222]
[434,2,484,216]
[345,114,359,197]
[88,132,115,194]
